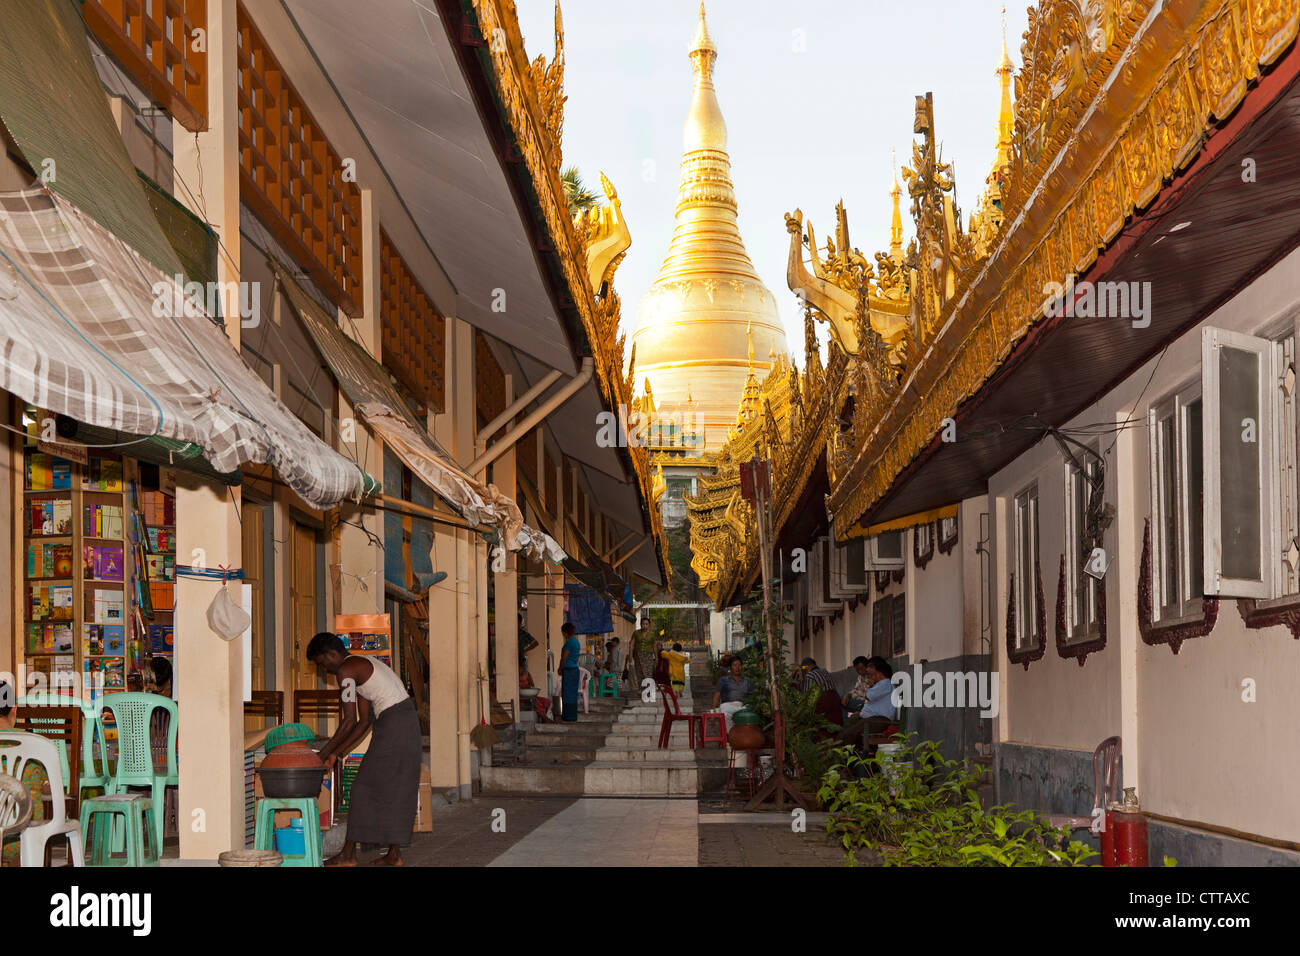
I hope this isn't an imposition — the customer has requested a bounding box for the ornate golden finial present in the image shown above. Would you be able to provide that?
[889,149,904,263]
[690,2,717,79]
[995,5,1015,170]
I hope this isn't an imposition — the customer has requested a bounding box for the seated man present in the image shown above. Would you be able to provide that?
[711,657,756,720]
[797,657,842,735]
[836,656,897,752]
[842,656,872,721]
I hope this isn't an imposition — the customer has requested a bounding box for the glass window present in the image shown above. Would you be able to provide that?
[1065,448,1101,639]
[1014,484,1039,648]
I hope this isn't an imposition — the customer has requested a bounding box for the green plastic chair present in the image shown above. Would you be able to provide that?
[103,693,177,851]
[17,694,111,795]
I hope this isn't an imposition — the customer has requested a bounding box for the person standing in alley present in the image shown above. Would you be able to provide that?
[661,642,690,697]
[558,622,581,722]
[307,632,421,866]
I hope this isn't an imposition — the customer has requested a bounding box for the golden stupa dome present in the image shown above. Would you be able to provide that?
[631,3,787,454]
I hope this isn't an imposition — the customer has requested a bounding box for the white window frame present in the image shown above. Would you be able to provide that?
[1149,383,1203,622]
[808,539,839,615]
[1064,446,1101,641]
[1202,327,1274,599]
[1270,328,1298,598]
[829,538,870,597]
[1013,483,1040,649]
[865,530,905,571]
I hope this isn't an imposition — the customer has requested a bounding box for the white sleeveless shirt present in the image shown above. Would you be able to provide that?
[347,655,408,717]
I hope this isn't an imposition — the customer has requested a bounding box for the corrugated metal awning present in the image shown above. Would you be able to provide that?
[0,187,366,509]
[275,259,560,561]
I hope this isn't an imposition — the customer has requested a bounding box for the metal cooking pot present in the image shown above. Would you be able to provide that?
[258,766,325,798]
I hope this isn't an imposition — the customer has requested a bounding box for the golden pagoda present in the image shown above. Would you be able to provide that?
[631,3,787,454]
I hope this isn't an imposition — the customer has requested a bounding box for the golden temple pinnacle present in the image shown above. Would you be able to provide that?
[631,3,788,454]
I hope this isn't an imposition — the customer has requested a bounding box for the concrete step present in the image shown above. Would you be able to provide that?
[480,763,700,796]
[536,720,614,735]
[595,746,696,763]
[529,733,607,748]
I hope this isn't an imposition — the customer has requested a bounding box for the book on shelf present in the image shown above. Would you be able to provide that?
[144,553,175,581]
[29,499,73,535]
[27,542,73,578]
[27,582,74,622]
[83,624,126,656]
[149,582,175,611]
[82,544,125,581]
[26,622,75,654]
[83,503,124,539]
[83,458,123,492]
[146,527,174,553]
[91,588,125,625]
[142,491,176,526]
[84,657,124,690]
[148,623,175,654]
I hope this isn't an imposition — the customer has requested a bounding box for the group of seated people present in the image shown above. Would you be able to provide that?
[708,652,899,755]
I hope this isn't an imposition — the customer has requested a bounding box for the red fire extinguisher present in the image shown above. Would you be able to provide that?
[1109,787,1148,867]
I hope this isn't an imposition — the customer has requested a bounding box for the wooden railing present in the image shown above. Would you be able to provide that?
[83,0,208,132]
[235,3,362,315]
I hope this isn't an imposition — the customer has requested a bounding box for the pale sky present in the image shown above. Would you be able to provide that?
[516,0,1030,365]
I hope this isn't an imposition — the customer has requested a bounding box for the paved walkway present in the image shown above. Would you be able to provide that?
[489,798,698,867]
[356,795,855,867]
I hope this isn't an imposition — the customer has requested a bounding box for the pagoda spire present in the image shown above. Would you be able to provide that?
[889,148,904,263]
[995,6,1015,170]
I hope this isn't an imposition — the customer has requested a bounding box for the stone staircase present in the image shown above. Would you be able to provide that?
[480,647,729,796]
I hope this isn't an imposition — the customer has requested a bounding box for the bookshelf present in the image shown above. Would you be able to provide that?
[140,485,176,665]
[21,411,129,704]
[18,406,178,707]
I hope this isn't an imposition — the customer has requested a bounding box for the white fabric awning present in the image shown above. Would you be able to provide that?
[0,187,365,509]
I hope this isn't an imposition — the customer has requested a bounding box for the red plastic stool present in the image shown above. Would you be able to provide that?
[726,748,762,800]
[698,712,728,748]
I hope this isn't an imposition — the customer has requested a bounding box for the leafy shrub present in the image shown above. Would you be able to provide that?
[818,734,1098,867]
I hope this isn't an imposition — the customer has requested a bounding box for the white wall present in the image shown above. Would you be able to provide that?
[991,244,1300,842]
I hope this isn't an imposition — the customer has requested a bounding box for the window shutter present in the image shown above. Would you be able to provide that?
[1202,327,1274,597]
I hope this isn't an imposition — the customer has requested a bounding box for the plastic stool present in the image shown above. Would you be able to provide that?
[597,672,619,698]
[698,712,728,747]
[79,794,160,867]
[254,797,322,867]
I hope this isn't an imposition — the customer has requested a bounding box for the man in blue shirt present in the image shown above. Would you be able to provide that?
[836,656,897,751]
[558,622,582,722]
[711,656,756,720]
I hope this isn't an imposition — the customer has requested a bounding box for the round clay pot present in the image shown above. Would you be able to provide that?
[260,740,324,771]
[728,723,765,750]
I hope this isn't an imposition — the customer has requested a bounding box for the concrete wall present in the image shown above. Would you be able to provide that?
[988,242,1300,846]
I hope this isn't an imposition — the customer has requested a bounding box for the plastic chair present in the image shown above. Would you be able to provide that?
[103,693,177,852]
[656,683,699,749]
[18,693,110,795]
[698,712,728,748]
[0,731,85,866]
[597,672,619,698]
[577,667,592,715]
[79,794,159,866]
[1046,735,1122,832]
[254,797,322,867]
[0,773,33,844]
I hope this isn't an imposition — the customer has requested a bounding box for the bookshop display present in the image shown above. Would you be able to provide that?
[19,405,178,705]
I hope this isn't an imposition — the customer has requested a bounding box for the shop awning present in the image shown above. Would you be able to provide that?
[275,260,562,562]
[0,0,184,278]
[0,187,367,509]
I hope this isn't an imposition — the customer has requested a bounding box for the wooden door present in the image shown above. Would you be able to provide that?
[242,502,266,732]
[290,522,319,695]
